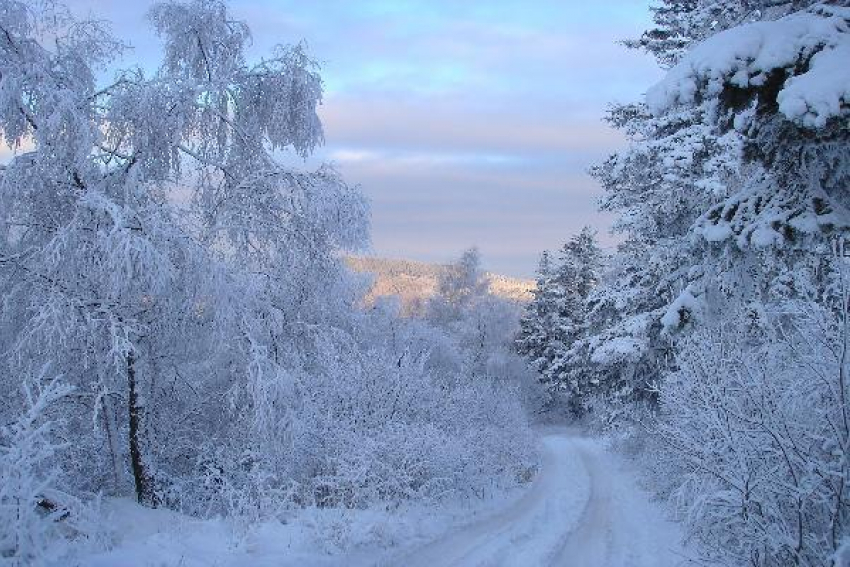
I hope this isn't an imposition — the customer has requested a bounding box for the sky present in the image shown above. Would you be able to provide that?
[68,0,662,277]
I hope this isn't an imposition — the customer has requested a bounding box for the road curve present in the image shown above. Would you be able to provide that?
[389,431,689,567]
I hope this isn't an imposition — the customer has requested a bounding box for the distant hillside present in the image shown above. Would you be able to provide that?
[346,256,534,315]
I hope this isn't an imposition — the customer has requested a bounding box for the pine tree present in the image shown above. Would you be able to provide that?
[516,251,560,382]
[595,2,850,562]
[547,228,603,411]
[517,229,602,412]
[583,0,845,411]
[627,0,824,67]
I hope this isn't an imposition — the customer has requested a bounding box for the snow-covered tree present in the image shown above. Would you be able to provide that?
[517,229,602,413]
[516,251,559,377]
[0,0,366,507]
[592,1,850,563]
[547,229,603,406]
[627,0,826,67]
[0,0,536,531]
[426,247,489,328]
[650,279,850,566]
[412,249,544,414]
[586,85,742,409]
[649,3,850,301]
[583,1,849,417]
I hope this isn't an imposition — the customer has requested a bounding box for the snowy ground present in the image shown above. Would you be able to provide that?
[73,431,692,567]
[385,431,692,567]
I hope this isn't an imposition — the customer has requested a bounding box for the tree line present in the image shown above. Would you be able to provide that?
[516,1,850,565]
[0,2,536,564]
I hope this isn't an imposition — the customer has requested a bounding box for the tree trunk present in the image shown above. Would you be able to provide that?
[128,351,155,506]
[101,397,122,494]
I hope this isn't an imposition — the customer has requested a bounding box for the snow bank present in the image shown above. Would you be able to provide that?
[647,6,850,127]
[70,486,536,567]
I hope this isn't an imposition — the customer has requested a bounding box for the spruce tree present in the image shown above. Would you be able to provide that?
[518,229,602,413]
[583,0,844,410]
[516,251,559,384]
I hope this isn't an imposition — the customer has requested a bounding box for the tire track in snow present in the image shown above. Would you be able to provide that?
[551,441,611,566]
[389,433,589,567]
[388,431,689,567]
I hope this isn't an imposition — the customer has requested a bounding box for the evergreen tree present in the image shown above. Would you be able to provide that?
[516,251,559,382]
[583,0,846,411]
[628,0,824,67]
[593,2,850,563]
[547,228,603,411]
[517,229,602,412]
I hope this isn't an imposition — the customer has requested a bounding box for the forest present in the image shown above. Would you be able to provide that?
[0,1,848,566]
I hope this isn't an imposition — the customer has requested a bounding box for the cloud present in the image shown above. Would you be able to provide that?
[319,94,625,157]
[63,0,657,276]
[328,147,526,169]
[328,142,620,276]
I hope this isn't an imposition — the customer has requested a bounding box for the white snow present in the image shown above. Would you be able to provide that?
[661,287,701,332]
[63,431,690,567]
[590,335,648,365]
[74,499,465,567]
[74,493,534,567]
[700,221,734,243]
[647,6,850,127]
[385,431,690,567]
[778,40,850,128]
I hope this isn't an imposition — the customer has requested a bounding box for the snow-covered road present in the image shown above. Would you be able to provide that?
[390,431,688,567]
[80,431,690,567]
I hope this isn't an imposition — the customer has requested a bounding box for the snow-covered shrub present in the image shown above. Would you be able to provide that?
[164,282,534,521]
[426,248,545,412]
[651,299,850,566]
[282,322,534,509]
[0,371,104,566]
[0,0,536,545]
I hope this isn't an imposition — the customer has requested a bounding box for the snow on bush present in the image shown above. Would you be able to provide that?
[0,370,104,566]
[0,1,536,557]
[280,331,534,510]
[651,297,850,566]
